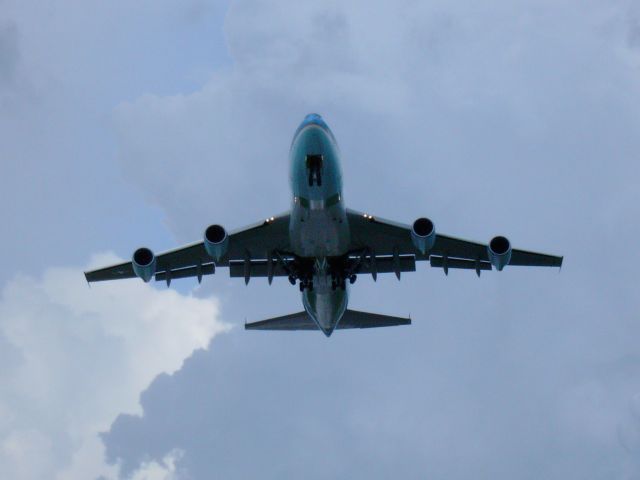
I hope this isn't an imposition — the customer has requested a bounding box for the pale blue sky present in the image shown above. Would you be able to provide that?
[2,1,640,479]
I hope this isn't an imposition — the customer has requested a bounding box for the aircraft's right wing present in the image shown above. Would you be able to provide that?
[84,211,291,283]
[346,208,563,272]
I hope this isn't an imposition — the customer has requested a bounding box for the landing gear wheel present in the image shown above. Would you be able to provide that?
[299,282,305,292]
[288,275,296,285]
[349,274,357,284]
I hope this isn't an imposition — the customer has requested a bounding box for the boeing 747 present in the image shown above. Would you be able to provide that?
[85,114,563,336]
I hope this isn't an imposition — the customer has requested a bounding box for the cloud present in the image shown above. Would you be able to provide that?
[102,322,640,480]
[127,449,183,480]
[111,0,640,245]
[99,0,640,479]
[0,254,227,479]
[3,0,640,478]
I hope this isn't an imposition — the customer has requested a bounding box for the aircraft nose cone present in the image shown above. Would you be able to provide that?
[301,113,328,130]
[292,113,335,149]
[304,113,323,123]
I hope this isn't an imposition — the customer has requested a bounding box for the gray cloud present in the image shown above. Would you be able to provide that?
[0,258,225,479]
[103,315,640,479]
[0,0,234,478]
[94,0,640,477]
[2,0,640,478]
[100,1,640,478]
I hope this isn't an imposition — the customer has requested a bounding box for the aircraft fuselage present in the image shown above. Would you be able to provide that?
[289,114,350,336]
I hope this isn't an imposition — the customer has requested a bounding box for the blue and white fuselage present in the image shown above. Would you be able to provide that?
[289,114,350,336]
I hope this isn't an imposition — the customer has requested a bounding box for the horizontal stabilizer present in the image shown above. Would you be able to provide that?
[339,309,411,329]
[245,309,411,331]
[245,311,317,331]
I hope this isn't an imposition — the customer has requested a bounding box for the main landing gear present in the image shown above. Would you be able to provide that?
[289,274,314,292]
[282,253,359,292]
[299,279,314,292]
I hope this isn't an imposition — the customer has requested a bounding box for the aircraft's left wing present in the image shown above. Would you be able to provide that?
[346,208,562,272]
[84,212,291,283]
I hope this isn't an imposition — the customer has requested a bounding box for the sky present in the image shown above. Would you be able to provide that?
[2,0,640,478]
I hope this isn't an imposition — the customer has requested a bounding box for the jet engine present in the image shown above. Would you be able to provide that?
[204,224,228,262]
[132,247,156,282]
[411,217,436,255]
[487,236,512,271]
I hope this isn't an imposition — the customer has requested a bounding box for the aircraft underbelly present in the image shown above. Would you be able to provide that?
[290,204,349,257]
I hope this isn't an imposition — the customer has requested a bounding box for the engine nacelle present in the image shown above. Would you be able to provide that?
[132,247,156,282]
[204,224,228,262]
[487,236,512,271]
[411,217,436,255]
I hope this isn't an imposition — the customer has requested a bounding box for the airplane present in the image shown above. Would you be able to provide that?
[85,113,563,337]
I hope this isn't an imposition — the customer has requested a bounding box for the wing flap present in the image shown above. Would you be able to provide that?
[430,256,492,271]
[155,263,215,282]
[229,255,416,279]
[353,255,416,275]
[229,259,291,278]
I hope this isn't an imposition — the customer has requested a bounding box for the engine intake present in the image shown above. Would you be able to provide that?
[411,217,436,255]
[204,224,228,262]
[487,236,512,271]
[132,247,156,282]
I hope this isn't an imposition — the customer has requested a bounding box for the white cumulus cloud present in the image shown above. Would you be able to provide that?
[0,254,228,479]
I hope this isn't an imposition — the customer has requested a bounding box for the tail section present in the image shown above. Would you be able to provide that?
[338,309,411,329]
[244,311,317,331]
[245,309,410,332]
